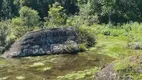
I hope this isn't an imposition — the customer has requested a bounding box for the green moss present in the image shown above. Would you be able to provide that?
[29,62,45,67]
[133,74,142,80]
[79,43,87,52]
[114,59,130,71]
[0,57,9,66]
[0,52,113,80]
[57,67,99,80]
[77,26,96,47]
[95,35,134,58]
[36,66,52,72]
[112,55,142,80]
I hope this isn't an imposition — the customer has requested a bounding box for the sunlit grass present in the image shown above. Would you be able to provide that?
[57,67,99,80]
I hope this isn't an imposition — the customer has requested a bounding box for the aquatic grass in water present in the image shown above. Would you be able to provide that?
[57,67,99,80]
[0,51,114,80]
[29,62,45,67]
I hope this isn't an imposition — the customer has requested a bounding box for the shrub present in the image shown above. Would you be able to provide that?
[44,2,67,28]
[76,26,96,47]
[0,20,15,53]
[12,18,40,38]
[12,6,40,37]
[79,43,87,52]
[19,6,40,27]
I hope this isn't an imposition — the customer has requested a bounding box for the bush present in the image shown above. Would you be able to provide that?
[44,2,67,28]
[77,26,96,47]
[11,6,40,38]
[79,43,87,52]
[12,18,40,38]
[0,20,15,54]
[19,6,40,27]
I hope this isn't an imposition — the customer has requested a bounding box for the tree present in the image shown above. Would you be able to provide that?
[0,0,17,19]
[19,6,40,27]
[90,0,142,24]
[56,0,79,15]
[46,2,67,27]
[0,20,13,53]
[14,0,79,20]
[12,6,40,37]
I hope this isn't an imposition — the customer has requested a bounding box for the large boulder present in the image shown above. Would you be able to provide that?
[95,62,117,80]
[2,28,79,58]
[95,55,142,80]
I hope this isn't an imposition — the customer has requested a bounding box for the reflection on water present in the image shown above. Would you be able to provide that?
[0,51,114,80]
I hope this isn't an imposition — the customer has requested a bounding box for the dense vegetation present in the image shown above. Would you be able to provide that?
[1,0,142,53]
[1,0,142,79]
[1,0,142,22]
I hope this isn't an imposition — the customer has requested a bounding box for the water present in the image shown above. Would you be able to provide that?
[0,50,114,80]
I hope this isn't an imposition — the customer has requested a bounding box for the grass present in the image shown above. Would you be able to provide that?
[90,22,142,80]
[112,54,142,80]
[57,67,99,80]
[90,22,142,59]
[94,35,134,59]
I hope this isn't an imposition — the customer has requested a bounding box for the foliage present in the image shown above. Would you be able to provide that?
[19,6,40,27]
[113,55,142,80]
[90,0,142,23]
[13,0,78,20]
[0,20,15,53]
[12,6,40,37]
[1,0,142,80]
[0,0,17,19]
[44,2,67,28]
[92,23,142,58]
[66,1,98,27]
[114,59,130,71]
[0,0,142,24]
[77,26,96,47]
[79,43,87,52]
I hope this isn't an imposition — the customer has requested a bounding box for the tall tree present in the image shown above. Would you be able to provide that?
[19,6,40,27]
[14,0,79,20]
[90,0,142,23]
[1,0,17,19]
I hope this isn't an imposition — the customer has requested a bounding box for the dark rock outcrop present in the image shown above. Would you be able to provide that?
[2,28,79,58]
